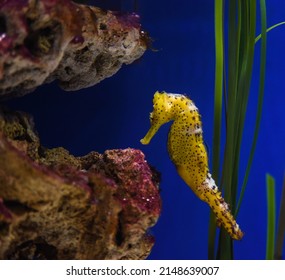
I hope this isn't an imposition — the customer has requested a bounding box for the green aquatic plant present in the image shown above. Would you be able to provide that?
[210,0,285,259]
[209,0,267,259]
[265,173,285,260]
[266,174,276,260]
[275,174,285,259]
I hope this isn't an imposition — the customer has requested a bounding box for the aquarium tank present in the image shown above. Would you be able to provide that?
[2,0,285,260]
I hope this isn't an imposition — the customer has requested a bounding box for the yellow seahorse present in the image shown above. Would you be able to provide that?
[140,91,243,240]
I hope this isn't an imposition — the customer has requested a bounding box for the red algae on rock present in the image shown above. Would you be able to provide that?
[101,149,161,215]
[0,107,161,259]
[0,0,148,98]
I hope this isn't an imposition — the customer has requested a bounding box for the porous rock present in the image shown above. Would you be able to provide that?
[0,0,148,98]
[0,107,161,259]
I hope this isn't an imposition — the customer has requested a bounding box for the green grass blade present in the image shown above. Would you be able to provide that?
[255,21,285,43]
[221,0,239,204]
[274,174,285,259]
[216,229,233,260]
[212,0,224,181]
[231,1,256,211]
[235,0,267,217]
[208,212,217,260]
[266,174,276,260]
[208,0,224,260]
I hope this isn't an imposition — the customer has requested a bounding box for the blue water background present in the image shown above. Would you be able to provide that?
[6,0,285,259]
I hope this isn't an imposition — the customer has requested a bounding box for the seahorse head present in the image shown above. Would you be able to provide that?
[140,91,176,145]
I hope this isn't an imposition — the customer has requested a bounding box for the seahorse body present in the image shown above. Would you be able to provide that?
[140,91,243,240]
